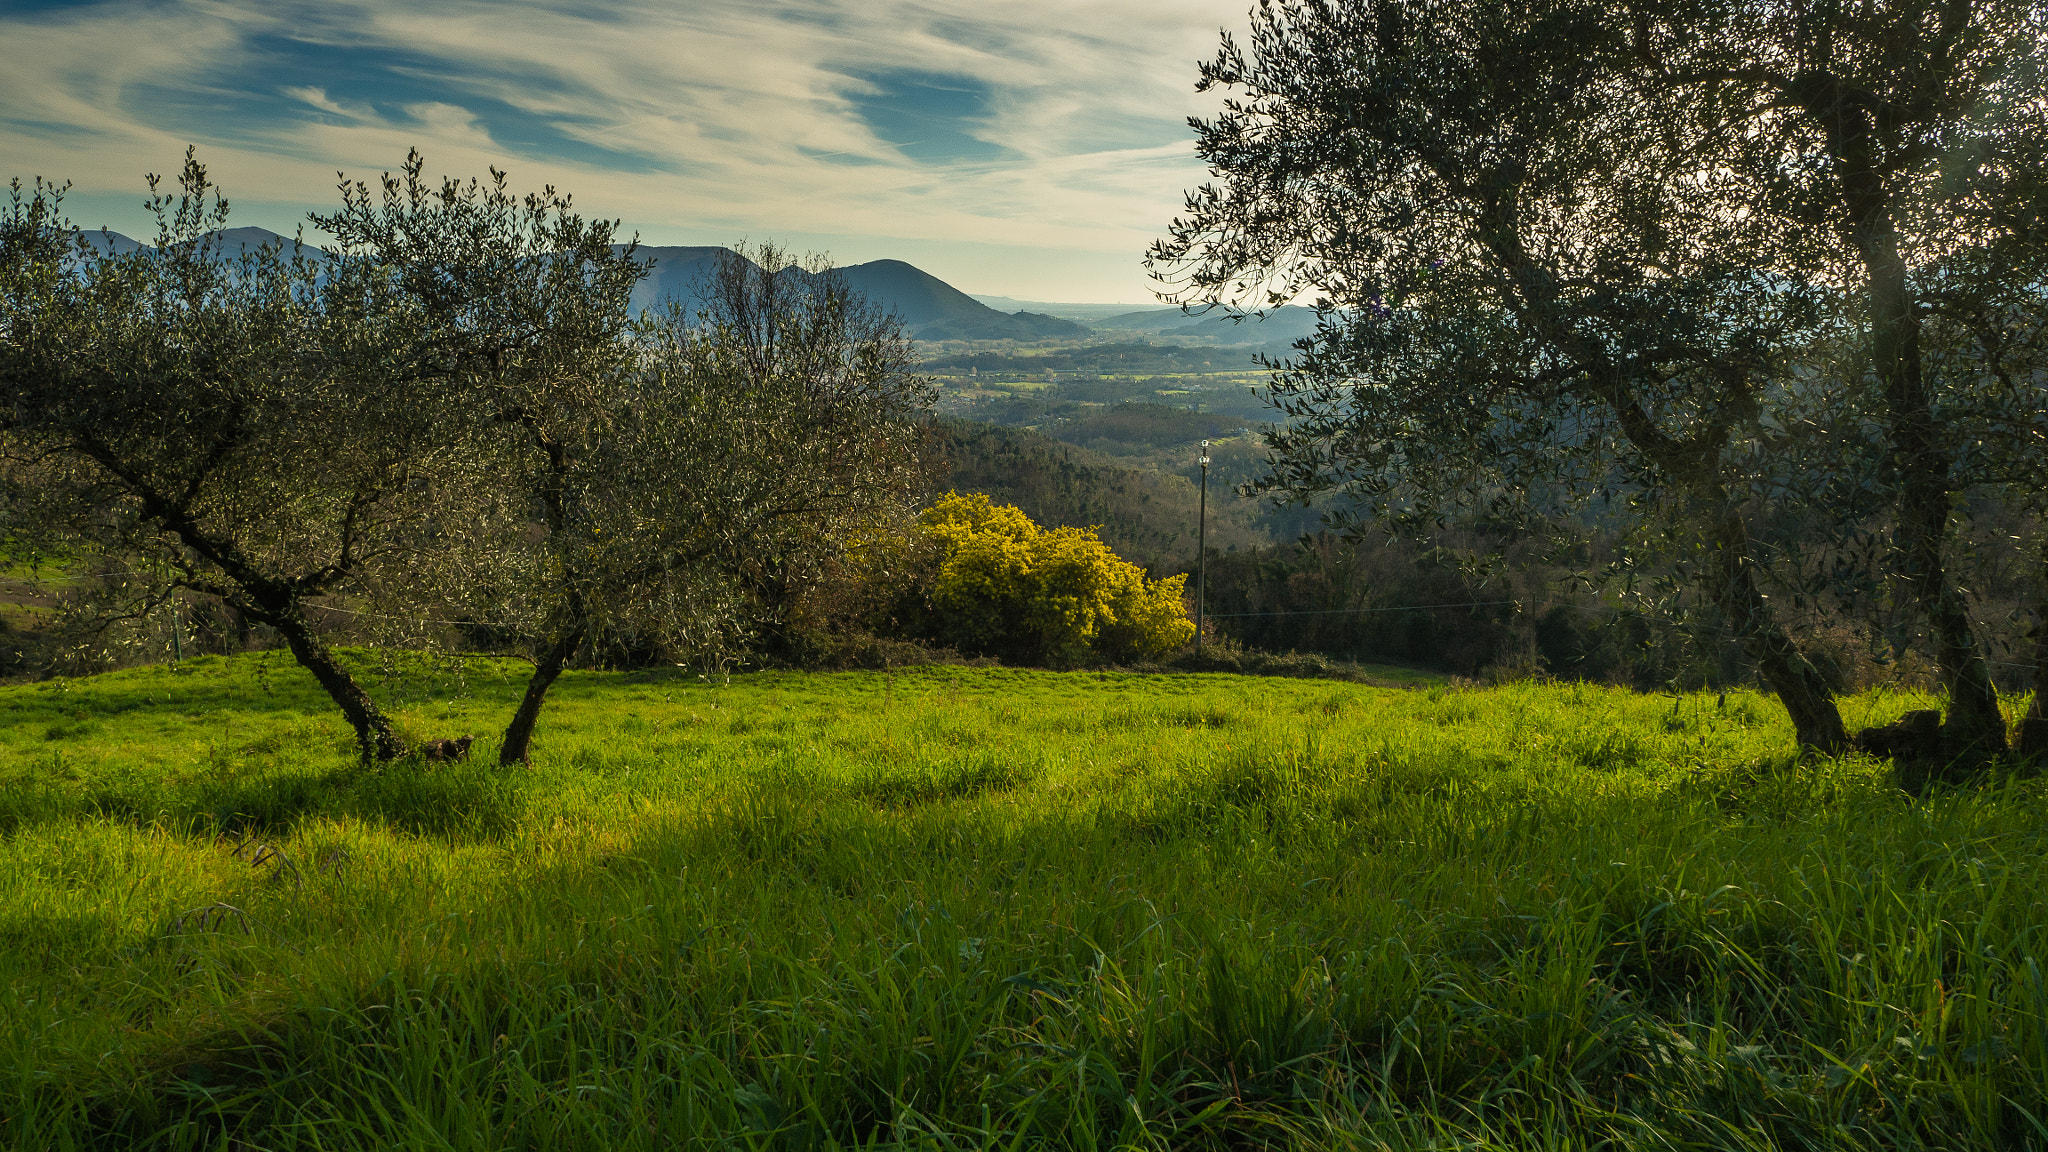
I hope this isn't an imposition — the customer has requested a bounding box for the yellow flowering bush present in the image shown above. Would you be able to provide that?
[918,491,1194,664]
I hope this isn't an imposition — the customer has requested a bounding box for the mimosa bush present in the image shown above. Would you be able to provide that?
[919,491,1193,664]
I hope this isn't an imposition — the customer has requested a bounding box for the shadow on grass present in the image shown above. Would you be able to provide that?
[66,771,2048,1152]
[0,753,526,840]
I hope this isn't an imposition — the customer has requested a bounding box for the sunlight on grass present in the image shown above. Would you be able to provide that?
[0,656,2042,1149]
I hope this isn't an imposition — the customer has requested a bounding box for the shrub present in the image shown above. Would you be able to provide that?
[918,492,1193,665]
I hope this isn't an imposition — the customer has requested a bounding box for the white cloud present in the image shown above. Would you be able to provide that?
[0,0,1248,300]
[282,86,364,120]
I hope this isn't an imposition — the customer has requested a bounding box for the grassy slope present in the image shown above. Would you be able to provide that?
[1,656,2044,1150]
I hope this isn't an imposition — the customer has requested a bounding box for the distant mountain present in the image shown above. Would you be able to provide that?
[624,248,1088,341]
[207,226,316,255]
[1093,304,1324,346]
[82,230,1081,343]
[73,229,149,256]
[623,245,727,317]
[1091,307,1188,329]
[76,226,307,257]
[836,260,1089,341]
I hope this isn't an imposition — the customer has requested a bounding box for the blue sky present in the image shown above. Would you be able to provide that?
[0,0,1247,302]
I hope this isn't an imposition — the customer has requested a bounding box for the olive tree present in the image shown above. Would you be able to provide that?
[0,154,459,761]
[319,158,935,764]
[478,245,935,766]
[1639,0,2048,760]
[1921,239,2048,757]
[316,155,651,765]
[1150,0,1854,750]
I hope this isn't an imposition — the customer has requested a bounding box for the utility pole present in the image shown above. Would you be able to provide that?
[1196,440,1209,658]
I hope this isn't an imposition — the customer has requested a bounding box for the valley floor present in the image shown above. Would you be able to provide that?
[1,656,2043,1149]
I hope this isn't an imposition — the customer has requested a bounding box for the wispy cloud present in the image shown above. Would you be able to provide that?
[0,0,1246,300]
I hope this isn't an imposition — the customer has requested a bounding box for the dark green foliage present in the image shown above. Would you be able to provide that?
[1151,0,2048,762]
[1049,402,1237,457]
[1198,533,1533,676]
[1193,531,1753,685]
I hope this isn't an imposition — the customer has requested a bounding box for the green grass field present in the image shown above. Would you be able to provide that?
[1,655,2043,1149]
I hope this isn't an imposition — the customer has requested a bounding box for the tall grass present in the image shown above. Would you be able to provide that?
[0,653,2042,1149]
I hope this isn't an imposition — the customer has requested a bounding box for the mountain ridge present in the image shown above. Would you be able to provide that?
[79,228,1090,343]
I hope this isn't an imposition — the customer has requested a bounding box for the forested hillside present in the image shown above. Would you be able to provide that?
[935,420,1271,574]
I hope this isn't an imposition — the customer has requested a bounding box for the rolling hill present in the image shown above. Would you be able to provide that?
[626,248,1089,339]
[967,296,1159,323]
[627,248,1092,340]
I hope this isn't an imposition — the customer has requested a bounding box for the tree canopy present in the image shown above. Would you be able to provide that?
[3,152,940,764]
[1152,0,2048,767]
[2,154,461,759]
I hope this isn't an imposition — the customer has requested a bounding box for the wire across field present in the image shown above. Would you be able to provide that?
[0,657,2043,1149]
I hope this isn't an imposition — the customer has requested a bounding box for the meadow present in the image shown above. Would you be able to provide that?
[0,654,2043,1150]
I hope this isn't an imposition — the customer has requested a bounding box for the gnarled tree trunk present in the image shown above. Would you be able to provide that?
[1495,239,1850,756]
[1812,72,2007,768]
[270,609,404,762]
[499,622,586,766]
[1866,248,2006,764]
[1705,509,1847,754]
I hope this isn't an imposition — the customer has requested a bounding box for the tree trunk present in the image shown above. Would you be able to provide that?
[2022,540,2048,759]
[1821,81,2006,766]
[271,610,403,762]
[499,623,586,766]
[1706,510,1848,754]
[1492,216,1849,755]
[496,416,588,768]
[1867,250,2006,763]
